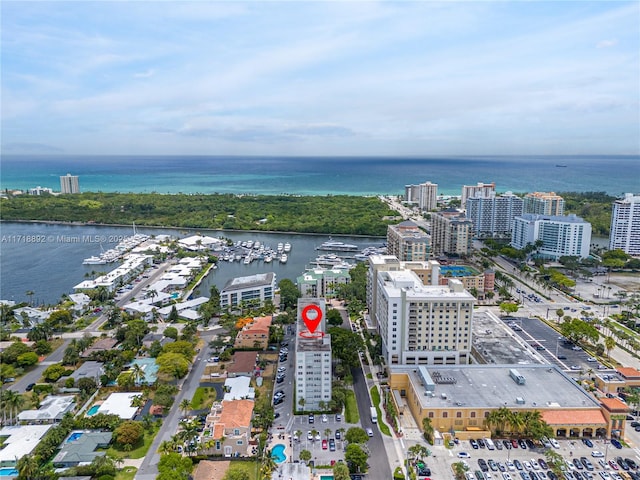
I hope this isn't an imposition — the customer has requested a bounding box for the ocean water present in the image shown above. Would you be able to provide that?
[2,155,638,196]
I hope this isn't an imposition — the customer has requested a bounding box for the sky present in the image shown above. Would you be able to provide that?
[1,1,639,156]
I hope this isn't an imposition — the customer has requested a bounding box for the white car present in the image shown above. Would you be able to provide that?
[322,414,328,423]
[591,451,604,458]
[458,452,471,458]
[506,461,516,471]
[502,474,513,480]
[550,438,560,449]
[599,473,611,480]
[524,462,533,471]
[307,431,313,441]
[538,472,548,480]
[531,460,540,470]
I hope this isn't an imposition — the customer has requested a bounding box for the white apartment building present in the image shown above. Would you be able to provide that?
[465,191,523,239]
[297,266,351,298]
[366,255,441,326]
[294,299,332,411]
[220,272,276,309]
[523,192,565,216]
[511,214,592,260]
[405,181,438,211]
[387,221,431,261]
[431,209,474,256]
[373,270,474,366]
[609,193,640,256]
[461,182,495,210]
[60,173,80,194]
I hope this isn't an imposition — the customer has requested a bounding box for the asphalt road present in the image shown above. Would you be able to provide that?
[351,365,392,478]
[135,329,218,480]
[5,338,72,394]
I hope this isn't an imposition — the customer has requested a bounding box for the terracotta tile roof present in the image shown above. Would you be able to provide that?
[218,399,254,429]
[600,397,630,412]
[542,409,607,426]
[616,367,640,379]
[149,405,164,416]
[193,460,230,480]
[228,351,258,374]
[212,423,225,440]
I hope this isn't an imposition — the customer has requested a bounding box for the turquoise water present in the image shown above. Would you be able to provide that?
[271,444,286,464]
[320,476,334,480]
[171,292,180,299]
[0,468,18,477]
[67,431,84,442]
[87,405,100,416]
[2,155,637,196]
[441,265,480,276]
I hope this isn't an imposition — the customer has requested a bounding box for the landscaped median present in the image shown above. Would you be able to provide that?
[370,385,391,436]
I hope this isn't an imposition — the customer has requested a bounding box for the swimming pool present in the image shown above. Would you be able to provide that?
[271,443,286,464]
[0,467,18,477]
[67,431,84,443]
[320,476,334,480]
[86,405,100,416]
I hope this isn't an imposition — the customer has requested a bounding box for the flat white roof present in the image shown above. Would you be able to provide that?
[224,376,255,401]
[0,425,53,465]
[18,395,75,422]
[97,392,141,419]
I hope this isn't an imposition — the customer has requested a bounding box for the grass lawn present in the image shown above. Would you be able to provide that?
[370,386,391,436]
[191,386,217,410]
[344,389,359,424]
[222,459,260,480]
[115,467,137,480]
[108,426,159,460]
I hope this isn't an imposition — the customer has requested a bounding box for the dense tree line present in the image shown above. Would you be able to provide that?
[560,191,616,236]
[0,192,396,236]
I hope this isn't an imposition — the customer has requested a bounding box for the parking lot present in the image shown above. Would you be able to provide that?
[419,437,640,480]
[501,316,611,373]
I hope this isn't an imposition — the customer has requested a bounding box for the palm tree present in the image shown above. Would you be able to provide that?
[260,451,278,479]
[324,428,332,439]
[159,440,177,454]
[17,454,41,479]
[180,398,192,418]
[453,461,469,480]
[604,336,616,359]
[298,397,306,412]
[130,363,145,386]
[299,449,312,463]
[422,417,434,443]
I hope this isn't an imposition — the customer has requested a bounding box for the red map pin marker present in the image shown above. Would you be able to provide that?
[302,304,323,333]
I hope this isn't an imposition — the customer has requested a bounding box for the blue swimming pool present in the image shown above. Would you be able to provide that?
[271,443,286,464]
[87,405,100,416]
[0,467,18,477]
[67,431,84,443]
[320,476,334,480]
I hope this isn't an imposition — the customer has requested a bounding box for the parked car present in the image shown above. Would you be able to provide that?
[366,428,373,437]
[25,383,36,391]
[470,439,479,449]
[308,414,314,424]
[458,452,471,459]
[322,439,328,450]
[329,439,336,451]
[611,439,623,449]
[582,438,594,448]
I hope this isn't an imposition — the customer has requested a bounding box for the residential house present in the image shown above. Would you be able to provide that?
[227,351,258,378]
[234,316,272,350]
[202,399,254,457]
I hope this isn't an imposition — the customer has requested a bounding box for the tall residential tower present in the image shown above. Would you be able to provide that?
[609,193,640,256]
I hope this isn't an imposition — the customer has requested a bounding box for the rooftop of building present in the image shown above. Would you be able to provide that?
[222,272,275,291]
[215,399,254,434]
[96,392,141,419]
[80,337,118,358]
[390,364,600,411]
[600,397,630,412]
[616,366,640,379]
[471,311,545,365]
[541,410,606,426]
[517,213,587,223]
[223,376,255,401]
[53,430,113,466]
[18,395,75,422]
[0,424,53,464]
[381,271,473,300]
[296,334,332,352]
[228,351,258,374]
[68,361,104,382]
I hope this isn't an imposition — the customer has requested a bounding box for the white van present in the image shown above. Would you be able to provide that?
[485,438,495,450]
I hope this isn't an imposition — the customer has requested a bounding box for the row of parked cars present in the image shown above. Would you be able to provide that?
[468,437,561,451]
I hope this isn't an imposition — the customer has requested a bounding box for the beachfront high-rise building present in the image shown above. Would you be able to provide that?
[372,268,474,366]
[294,299,331,411]
[523,192,565,216]
[465,192,523,239]
[60,174,80,194]
[511,214,592,260]
[405,181,438,211]
[461,182,495,210]
[386,221,431,261]
[609,193,640,256]
[431,209,474,257]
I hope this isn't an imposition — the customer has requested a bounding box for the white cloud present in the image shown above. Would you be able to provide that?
[596,39,618,48]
